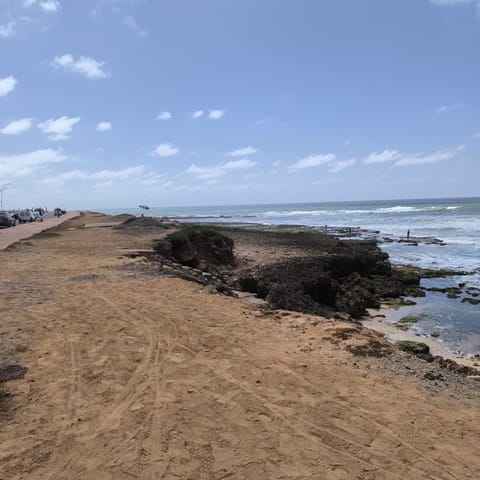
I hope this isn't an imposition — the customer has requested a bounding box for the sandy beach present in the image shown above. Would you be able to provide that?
[1,212,479,480]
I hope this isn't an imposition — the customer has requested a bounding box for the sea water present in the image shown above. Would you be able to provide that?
[103,197,480,355]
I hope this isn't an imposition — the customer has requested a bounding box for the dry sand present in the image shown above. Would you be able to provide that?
[0,213,479,480]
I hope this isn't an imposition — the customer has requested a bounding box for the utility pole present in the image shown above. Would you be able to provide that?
[0,183,13,210]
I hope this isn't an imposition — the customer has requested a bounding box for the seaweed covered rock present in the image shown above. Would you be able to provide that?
[116,216,175,231]
[154,227,234,269]
[396,340,430,355]
[239,239,422,318]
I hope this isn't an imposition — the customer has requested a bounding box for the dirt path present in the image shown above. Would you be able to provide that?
[0,213,479,480]
[0,212,79,250]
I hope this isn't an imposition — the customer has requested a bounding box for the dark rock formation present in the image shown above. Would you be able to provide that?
[396,340,430,355]
[239,240,423,318]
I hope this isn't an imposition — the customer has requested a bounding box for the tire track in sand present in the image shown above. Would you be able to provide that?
[119,294,437,480]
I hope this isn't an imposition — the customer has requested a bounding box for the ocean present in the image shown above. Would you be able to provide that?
[102,197,480,356]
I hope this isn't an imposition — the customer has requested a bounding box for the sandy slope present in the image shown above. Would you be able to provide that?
[0,213,479,480]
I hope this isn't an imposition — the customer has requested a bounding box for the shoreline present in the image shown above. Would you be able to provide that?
[363,307,480,370]
[175,218,480,361]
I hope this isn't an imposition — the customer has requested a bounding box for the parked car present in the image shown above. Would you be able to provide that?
[0,211,16,227]
[18,210,36,223]
[31,211,43,222]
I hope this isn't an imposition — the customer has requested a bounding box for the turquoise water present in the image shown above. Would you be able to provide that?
[102,197,480,355]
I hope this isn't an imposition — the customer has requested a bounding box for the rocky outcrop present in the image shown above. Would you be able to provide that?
[153,227,235,270]
[239,240,423,318]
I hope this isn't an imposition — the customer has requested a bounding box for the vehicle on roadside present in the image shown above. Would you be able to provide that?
[0,211,16,227]
[53,207,65,217]
[31,211,43,222]
[18,209,36,223]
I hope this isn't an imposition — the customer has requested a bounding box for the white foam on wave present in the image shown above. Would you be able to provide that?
[257,205,461,217]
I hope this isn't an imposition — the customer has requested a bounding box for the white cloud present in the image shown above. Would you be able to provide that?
[191,110,204,119]
[24,0,61,12]
[96,121,112,132]
[208,109,225,120]
[187,159,256,180]
[0,76,17,96]
[156,111,172,120]
[288,153,336,171]
[0,22,16,38]
[43,165,164,187]
[394,146,465,166]
[363,149,402,164]
[39,0,60,12]
[472,130,480,139]
[227,146,257,157]
[435,103,462,114]
[224,159,256,170]
[1,118,33,135]
[329,158,356,172]
[0,148,67,177]
[38,116,80,141]
[51,54,108,79]
[124,16,147,36]
[152,143,179,157]
[363,145,465,167]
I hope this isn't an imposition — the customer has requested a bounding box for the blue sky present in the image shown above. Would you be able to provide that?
[1,0,479,209]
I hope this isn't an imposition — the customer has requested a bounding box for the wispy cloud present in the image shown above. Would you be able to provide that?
[363,145,465,166]
[156,111,172,120]
[0,148,67,177]
[288,153,336,171]
[0,22,16,38]
[329,158,356,172]
[24,0,61,12]
[0,76,17,96]
[363,150,402,164]
[394,146,465,166]
[208,109,225,120]
[43,165,165,189]
[39,0,61,12]
[191,110,204,119]
[435,103,462,114]
[226,146,257,157]
[51,54,108,79]
[152,143,179,157]
[187,158,256,180]
[1,118,33,135]
[38,116,80,140]
[96,121,112,132]
[124,15,147,36]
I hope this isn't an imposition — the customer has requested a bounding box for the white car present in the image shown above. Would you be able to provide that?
[18,210,36,223]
